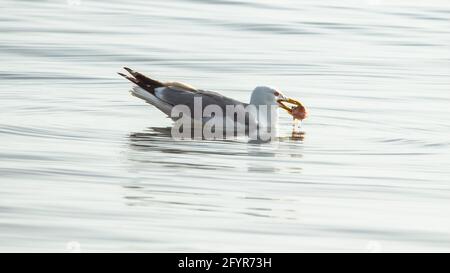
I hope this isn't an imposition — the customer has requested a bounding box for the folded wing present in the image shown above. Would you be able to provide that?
[118,67,253,125]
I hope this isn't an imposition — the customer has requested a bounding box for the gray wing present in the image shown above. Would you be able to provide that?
[154,87,255,124]
[155,87,248,111]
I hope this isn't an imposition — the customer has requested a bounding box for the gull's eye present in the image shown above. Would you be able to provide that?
[274,91,280,96]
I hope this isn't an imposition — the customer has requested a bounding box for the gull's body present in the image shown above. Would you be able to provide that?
[119,68,286,130]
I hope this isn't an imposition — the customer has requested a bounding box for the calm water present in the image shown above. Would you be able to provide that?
[1,0,450,252]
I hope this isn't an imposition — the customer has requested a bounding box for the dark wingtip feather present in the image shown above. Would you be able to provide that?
[123,67,135,75]
[118,71,138,84]
[122,67,164,89]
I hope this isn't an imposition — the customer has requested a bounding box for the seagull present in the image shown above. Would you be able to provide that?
[118,67,307,132]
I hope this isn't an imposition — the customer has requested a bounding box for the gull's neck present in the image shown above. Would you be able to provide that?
[249,91,278,128]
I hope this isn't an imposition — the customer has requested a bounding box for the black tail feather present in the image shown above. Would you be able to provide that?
[123,67,164,89]
[118,67,164,94]
[117,72,138,85]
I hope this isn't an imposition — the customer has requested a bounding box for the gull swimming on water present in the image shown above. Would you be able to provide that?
[118,67,307,135]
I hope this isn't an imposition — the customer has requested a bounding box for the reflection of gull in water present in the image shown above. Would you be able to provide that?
[125,126,306,187]
[126,127,305,173]
[123,127,303,220]
[128,127,271,157]
[118,67,308,133]
[128,127,305,156]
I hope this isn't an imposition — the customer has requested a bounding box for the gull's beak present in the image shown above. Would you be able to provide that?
[277,94,308,120]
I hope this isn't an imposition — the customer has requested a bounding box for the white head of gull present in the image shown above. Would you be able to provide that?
[249,86,286,128]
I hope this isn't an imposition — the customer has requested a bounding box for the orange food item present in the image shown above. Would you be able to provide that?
[291,104,308,120]
[277,98,308,120]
